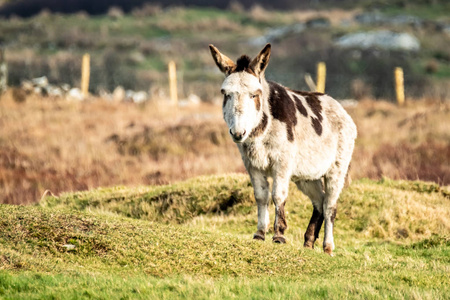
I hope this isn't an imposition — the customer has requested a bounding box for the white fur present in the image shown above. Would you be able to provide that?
[222,72,263,143]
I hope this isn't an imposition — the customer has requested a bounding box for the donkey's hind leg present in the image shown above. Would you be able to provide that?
[295,180,325,249]
[323,167,347,256]
[304,207,324,249]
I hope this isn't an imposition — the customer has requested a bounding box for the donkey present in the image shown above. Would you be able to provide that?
[209,43,357,255]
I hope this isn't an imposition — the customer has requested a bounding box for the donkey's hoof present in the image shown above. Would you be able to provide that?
[303,240,314,249]
[324,244,334,256]
[272,235,286,244]
[253,231,265,241]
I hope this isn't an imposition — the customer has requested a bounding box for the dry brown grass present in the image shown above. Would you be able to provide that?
[349,99,450,184]
[0,91,243,204]
[1,91,449,204]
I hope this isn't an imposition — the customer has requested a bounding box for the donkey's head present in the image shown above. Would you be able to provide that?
[209,44,271,143]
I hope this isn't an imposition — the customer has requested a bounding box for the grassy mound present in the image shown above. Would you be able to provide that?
[1,174,449,299]
[41,174,255,223]
[41,174,450,242]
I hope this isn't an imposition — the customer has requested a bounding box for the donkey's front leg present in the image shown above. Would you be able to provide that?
[272,175,290,244]
[249,171,270,241]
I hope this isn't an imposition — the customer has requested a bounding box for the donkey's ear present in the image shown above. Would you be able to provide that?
[250,43,271,77]
[209,44,236,75]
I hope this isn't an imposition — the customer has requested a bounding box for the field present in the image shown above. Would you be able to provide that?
[1,93,449,298]
[1,2,449,298]
[1,92,449,205]
[1,174,449,299]
[1,5,450,100]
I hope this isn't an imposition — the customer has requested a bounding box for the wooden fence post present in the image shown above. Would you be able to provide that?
[316,62,326,93]
[394,67,405,106]
[81,53,90,98]
[168,60,178,105]
[0,48,7,94]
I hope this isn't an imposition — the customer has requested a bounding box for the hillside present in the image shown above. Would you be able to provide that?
[1,174,449,298]
[1,4,449,100]
[0,0,449,17]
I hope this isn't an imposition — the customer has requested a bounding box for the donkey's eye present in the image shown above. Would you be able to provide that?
[251,94,257,99]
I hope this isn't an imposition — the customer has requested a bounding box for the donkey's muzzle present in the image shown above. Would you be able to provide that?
[230,129,246,143]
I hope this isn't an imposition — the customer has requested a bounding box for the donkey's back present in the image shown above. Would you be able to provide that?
[263,81,356,182]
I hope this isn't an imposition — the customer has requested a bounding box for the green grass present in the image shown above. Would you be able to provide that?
[137,56,168,72]
[433,63,450,79]
[378,2,450,20]
[1,174,449,299]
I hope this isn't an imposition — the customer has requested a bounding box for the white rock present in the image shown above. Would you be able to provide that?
[33,86,42,94]
[60,84,71,92]
[31,76,49,87]
[249,23,305,46]
[132,91,148,103]
[21,80,34,92]
[67,88,84,101]
[187,93,201,105]
[47,85,63,97]
[98,88,113,101]
[62,244,76,250]
[444,25,450,37]
[125,89,135,102]
[335,30,420,51]
[112,86,126,102]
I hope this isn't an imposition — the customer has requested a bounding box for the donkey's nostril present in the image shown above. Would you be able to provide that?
[231,130,246,141]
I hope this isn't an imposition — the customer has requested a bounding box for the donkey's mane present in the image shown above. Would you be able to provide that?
[235,55,254,74]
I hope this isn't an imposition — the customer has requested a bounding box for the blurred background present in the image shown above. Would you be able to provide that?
[0,0,449,204]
